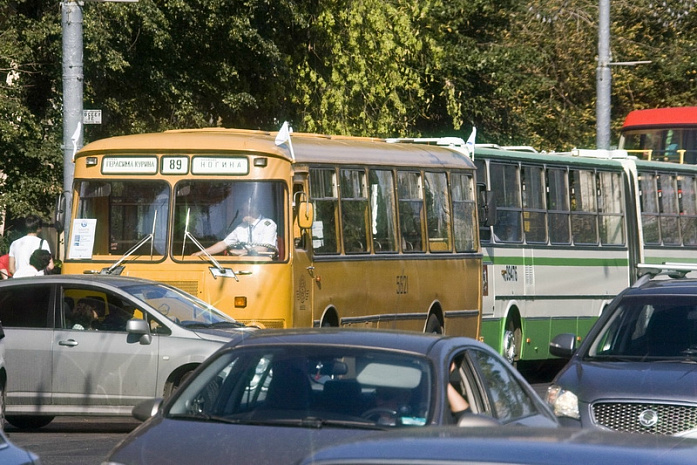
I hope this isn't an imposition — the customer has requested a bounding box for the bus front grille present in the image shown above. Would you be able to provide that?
[162,280,199,296]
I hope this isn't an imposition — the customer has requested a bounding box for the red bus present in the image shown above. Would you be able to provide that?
[619,106,697,164]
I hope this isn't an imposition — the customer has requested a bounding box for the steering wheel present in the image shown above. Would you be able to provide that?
[233,241,279,257]
[361,408,399,423]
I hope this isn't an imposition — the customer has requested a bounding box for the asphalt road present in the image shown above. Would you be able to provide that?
[6,416,140,465]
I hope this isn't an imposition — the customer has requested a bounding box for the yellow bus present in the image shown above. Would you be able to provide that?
[60,127,482,337]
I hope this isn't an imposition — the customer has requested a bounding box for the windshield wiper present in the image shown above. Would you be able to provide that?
[87,211,158,275]
[181,208,240,281]
[180,321,245,329]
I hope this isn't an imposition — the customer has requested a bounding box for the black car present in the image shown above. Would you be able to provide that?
[105,328,557,465]
[297,426,697,465]
[547,264,697,437]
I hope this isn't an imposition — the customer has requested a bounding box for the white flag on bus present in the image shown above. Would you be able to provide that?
[275,121,295,161]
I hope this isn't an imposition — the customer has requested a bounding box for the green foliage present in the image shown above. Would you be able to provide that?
[1,0,696,219]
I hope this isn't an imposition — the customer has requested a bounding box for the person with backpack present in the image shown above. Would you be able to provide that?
[8,214,51,275]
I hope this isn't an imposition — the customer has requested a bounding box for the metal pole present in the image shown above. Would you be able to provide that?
[61,0,83,257]
[596,0,611,150]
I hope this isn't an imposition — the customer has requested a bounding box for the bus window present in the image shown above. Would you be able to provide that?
[598,171,625,245]
[639,172,660,244]
[547,167,571,245]
[310,168,339,254]
[490,163,522,243]
[75,180,169,257]
[451,173,477,252]
[398,171,424,252]
[424,172,452,252]
[569,169,598,245]
[173,180,285,260]
[521,165,547,244]
[340,169,369,254]
[658,174,680,245]
[680,175,697,246]
[368,170,398,253]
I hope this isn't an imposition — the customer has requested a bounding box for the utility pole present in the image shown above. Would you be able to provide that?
[596,0,611,150]
[61,0,83,257]
[60,0,138,258]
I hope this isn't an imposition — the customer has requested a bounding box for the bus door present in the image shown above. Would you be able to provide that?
[292,187,315,328]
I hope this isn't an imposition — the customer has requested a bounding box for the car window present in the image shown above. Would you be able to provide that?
[467,348,537,423]
[0,284,52,328]
[62,287,140,332]
[588,296,697,358]
[168,346,432,428]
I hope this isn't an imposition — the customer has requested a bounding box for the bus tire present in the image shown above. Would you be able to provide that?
[425,314,443,334]
[503,316,522,365]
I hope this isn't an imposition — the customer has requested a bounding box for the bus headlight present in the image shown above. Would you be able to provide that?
[546,385,580,419]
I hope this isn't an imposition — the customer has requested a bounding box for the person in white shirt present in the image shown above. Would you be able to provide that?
[193,202,277,257]
[13,249,54,278]
[9,214,51,275]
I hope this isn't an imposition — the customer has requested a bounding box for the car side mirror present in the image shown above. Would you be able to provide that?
[126,318,152,345]
[549,333,577,358]
[132,397,163,422]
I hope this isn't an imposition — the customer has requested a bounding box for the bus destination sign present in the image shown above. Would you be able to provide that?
[102,157,158,174]
[192,157,249,175]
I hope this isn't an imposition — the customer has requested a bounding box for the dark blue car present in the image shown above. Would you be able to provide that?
[298,426,697,465]
[548,265,697,437]
[106,328,557,465]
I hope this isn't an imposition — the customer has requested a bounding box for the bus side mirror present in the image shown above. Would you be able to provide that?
[54,192,66,234]
[478,189,497,228]
[297,201,314,229]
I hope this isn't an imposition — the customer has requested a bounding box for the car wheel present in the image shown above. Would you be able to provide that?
[425,314,443,334]
[6,415,55,430]
[164,369,195,398]
[503,317,522,364]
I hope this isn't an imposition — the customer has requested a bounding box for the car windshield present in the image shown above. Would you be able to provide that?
[167,346,432,428]
[587,295,697,360]
[123,283,243,327]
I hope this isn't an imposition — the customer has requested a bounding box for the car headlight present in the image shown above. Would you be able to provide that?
[546,385,580,419]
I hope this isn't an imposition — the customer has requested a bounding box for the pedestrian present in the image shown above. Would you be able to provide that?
[8,214,51,275]
[13,249,54,278]
[0,253,11,279]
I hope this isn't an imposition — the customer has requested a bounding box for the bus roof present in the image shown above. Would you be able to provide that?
[622,107,697,129]
[77,128,475,170]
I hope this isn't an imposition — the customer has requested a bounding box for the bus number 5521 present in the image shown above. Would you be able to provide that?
[396,275,408,294]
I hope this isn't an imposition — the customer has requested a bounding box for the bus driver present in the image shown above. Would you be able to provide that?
[193,202,277,257]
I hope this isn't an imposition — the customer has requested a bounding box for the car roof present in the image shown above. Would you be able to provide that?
[300,426,697,465]
[221,327,483,355]
[627,277,697,297]
[0,274,173,291]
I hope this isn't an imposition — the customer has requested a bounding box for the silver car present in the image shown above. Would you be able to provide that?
[0,275,250,429]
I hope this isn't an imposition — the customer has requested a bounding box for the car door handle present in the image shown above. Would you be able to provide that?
[58,339,79,347]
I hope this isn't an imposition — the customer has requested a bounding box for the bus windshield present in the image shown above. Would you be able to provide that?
[75,180,170,258]
[174,180,286,261]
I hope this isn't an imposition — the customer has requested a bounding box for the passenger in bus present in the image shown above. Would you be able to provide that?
[193,202,277,257]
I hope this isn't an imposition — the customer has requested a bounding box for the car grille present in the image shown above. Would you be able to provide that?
[592,402,697,435]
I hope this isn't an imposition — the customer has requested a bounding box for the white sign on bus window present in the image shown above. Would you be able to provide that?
[69,219,97,259]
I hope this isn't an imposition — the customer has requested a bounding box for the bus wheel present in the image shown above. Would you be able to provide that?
[425,314,443,334]
[503,318,522,365]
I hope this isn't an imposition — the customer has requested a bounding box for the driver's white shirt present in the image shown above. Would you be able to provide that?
[223,216,277,247]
